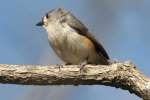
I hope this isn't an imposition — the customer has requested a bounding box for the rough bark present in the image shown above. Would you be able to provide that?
[0,62,149,100]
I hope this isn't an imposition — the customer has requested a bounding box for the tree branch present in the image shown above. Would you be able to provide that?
[0,62,149,100]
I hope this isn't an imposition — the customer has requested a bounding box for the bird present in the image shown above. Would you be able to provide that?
[36,8,110,65]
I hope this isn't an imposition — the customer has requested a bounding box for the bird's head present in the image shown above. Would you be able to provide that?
[36,8,69,28]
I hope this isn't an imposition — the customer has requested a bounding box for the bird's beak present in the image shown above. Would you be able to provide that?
[36,21,44,26]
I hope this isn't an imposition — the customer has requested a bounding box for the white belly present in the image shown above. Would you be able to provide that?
[46,23,98,64]
[48,32,90,64]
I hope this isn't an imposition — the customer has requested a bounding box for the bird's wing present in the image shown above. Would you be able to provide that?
[65,13,109,59]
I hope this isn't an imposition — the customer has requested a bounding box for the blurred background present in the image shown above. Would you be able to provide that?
[0,0,149,100]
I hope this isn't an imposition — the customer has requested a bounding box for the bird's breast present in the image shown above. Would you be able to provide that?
[47,23,97,64]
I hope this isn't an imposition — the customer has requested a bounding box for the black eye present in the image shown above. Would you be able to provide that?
[46,13,49,18]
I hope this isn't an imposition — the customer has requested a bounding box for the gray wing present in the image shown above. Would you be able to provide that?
[65,12,109,59]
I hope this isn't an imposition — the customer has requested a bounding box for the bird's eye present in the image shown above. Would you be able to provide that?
[46,13,49,18]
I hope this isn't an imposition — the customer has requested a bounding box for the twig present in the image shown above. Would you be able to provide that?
[0,62,149,100]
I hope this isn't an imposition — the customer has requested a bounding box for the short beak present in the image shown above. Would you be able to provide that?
[36,21,43,26]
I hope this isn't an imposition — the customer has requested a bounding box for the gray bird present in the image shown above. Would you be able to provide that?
[36,8,110,65]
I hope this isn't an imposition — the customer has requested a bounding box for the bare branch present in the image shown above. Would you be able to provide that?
[0,62,149,100]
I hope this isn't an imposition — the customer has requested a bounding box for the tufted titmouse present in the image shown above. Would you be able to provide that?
[36,8,110,65]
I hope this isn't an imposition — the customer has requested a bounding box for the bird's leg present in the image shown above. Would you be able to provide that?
[57,63,71,72]
[79,60,89,73]
[56,64,63,72]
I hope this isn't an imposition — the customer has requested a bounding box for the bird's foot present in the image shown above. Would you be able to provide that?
[56,64,63,72]
[57,63,72,72]
[79,61,88,73]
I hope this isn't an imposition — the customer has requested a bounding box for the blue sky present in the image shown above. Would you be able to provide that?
[0,0,149,100]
